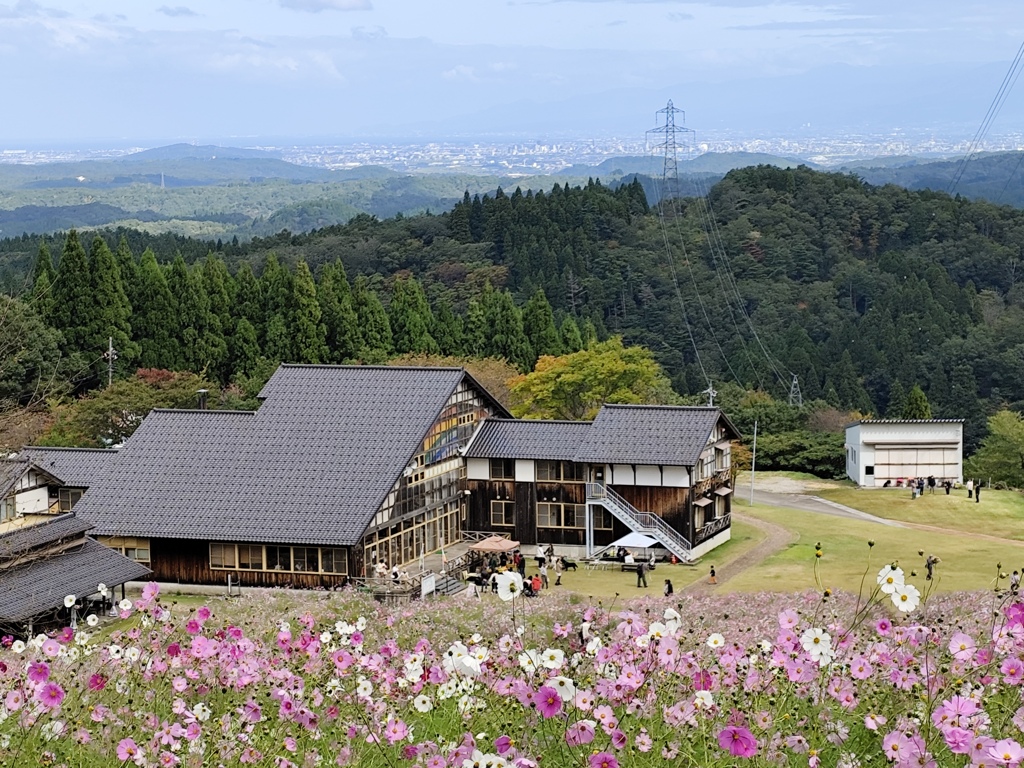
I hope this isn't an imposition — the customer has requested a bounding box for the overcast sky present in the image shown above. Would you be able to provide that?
[2,0,1023,143]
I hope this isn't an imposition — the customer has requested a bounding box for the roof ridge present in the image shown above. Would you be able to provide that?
[149,409,256,415]
[278,363,465,372]
[23,446,118,453]
[485,418,591,425]
[600,404,719,411]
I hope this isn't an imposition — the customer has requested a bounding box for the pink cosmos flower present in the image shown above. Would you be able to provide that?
[882,731,912,763]
[142,582,160,600]
[36,682,65,710]
[1003,657,1024,686]
[589,752,619,768]
[876,618,892,636]
[718,725,757,758]
[27,660,50,683]
[117,738,140,761]
[88,673,107,691]
[566,720,596,746]
[535,685,562,718]
[196,606,211,622]
[494,735,513,755]
[384,718,408,744]
[778,609,799,629]
[40,638,61,658]
[4,689,24,711]
[610,729,628,750]
[990,738,1024,766]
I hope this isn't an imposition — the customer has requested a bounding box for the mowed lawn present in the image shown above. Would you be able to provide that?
[533,518,765,600]
[724,502,1024,594]
[815,485,1024,541]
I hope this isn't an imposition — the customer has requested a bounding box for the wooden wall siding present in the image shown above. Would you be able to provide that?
[467,480,622,549]
[613,486,694,543]
[150,539,350,589]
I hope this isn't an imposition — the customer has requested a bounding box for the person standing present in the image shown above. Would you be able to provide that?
[967,478,974,499]
[663,579,674,596]
[944,480,952,495]
[540,562,549,589]
[554,557,564,586]
[708,565,717,585]
[975,480,982,503]
[636,559,648,588]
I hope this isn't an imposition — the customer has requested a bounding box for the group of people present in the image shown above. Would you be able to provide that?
[373,560,410,585]
[885,476,985,503]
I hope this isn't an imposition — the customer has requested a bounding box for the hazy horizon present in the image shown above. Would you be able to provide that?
[2,1,1023,146]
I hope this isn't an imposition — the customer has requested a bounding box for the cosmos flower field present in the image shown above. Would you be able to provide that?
[2,560,1024,767]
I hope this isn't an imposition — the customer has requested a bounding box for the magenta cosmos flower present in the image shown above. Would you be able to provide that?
[589,753,619,768]
[718,725,758,757]
[117,738,140,761]
[535,686,562,718]
[36,682,65,710]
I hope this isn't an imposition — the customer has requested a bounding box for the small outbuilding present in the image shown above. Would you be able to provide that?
[844,419,964,488]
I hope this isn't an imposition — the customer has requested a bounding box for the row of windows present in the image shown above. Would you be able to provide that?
[490,500,613,530]
[99,537,151,564]
[489,459,587,482]
[364,502,462,572]
[209,543,348,575]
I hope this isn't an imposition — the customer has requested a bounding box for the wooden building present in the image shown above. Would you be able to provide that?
[845,419,964,487]
[0,459,149,634]
[464,405,740,561]
[24,365,739,588]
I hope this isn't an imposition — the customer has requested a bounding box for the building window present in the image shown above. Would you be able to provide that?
[1,496,15,523]
[58,488,82,512]
[538,502,585,529]
[210,543,236,569]
[489,458,515,480]
[490,500,515,527]
[321,548,348,574]
[715,448,730,471]
[536,461,586,482]
[594,508,614,530]
[238,545,263,570]
[266,546,291,571]
[100,536,151,564]
[292,547,319,573]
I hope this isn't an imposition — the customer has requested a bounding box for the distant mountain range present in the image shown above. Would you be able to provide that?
[1,143,1023,239]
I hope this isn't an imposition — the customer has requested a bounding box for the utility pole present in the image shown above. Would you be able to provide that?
[750,419,758,506]
[646,100,695,203]
[103,336,118,387]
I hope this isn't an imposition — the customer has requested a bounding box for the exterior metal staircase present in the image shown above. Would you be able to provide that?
[586,483,692,563]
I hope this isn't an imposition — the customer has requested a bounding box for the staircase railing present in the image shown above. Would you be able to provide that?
[587,483,692,562]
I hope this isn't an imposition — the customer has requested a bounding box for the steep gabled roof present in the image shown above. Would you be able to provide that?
[70,365,504,547]
[573,405,737,467]
[0,513,93,562]
[464,419,591,461]
[20,447,118,489]
[0,539,150,624]
[0,458,64,497]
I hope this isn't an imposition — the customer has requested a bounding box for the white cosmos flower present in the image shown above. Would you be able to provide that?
[892,583,921,613]
[86,614,99,627]
[108,645,123,659]
[550,675,577,700]
[11,640,26,654]
[541,648,565,669]
[413,694,433,713]
[663,607,682,633]
[800,628,832,657]
[877,565,905,595]
[64,594,76,608]
[518,649,542,673]
[355,678,373,698]
[470,633,483,644]
[97,583,108,597]
[496,572,524,602]
[694,690,714,709]
[648,622,668,640]
[706,633,726,649]
[356,617,367,631]
[118,599,132,611]
[320,631,332,643]
[124,647,141,663]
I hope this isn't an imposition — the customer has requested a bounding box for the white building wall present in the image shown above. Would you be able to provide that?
[662,466,690,488]
[845,422,963,487]
[635,465,661,486]
[15,486,49,516]
[466,458,490,481]
[612,464,635,485]
[690,528,731,560]
[515,460,535,483]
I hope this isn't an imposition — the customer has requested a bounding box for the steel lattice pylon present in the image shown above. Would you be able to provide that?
[646,100,695,202]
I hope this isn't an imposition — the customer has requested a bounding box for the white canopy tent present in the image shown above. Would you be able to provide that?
[591,532,666,560]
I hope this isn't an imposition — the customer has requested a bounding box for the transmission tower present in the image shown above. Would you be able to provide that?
[646,100,695,202]
[788,374,803,408]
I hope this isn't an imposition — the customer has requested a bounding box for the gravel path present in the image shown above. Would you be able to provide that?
[681,512,796,595]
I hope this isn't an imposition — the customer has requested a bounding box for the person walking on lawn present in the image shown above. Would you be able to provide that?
[554,557,564,586]
[976,480,982,503]
[709,565,717,585]
[636,559,648,588]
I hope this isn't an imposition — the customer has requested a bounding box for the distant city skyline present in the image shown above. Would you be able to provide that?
[2,1,1023,144]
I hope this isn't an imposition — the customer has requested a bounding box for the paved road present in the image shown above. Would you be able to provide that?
[681,512,795,595]
[747,487,904,527]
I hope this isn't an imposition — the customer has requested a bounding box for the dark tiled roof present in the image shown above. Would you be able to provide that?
[846,419,965,427]
[0,514,93,562]
[464,419,591,460]
[574,405,737,467]
[0,539,150,624]
[74,366,496,547]
[20,447,118,489]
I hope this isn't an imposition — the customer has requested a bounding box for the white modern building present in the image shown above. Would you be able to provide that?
[845,419,964,487]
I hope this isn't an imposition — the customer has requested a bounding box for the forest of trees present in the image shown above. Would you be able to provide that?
[4,166,1024,471]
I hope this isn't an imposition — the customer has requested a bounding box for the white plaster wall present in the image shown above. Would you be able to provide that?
[690,528,732,561]
[612,464,635,485]
[15,486,49,516]
[846,422,964,487]
[662,466,690,488]
[635,465,661,486]
[466,458,490,481]
[515,460,535,483]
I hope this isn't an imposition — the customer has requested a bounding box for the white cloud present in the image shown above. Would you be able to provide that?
[442,64,478,81]
[278,0,371,11]
[351,24,386,39]
[157,5,199,17]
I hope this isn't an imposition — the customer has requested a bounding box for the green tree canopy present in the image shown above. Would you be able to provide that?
[388,273,438,355]
[902,384,933,419]
[291,260,329,364]
[510,336,679,420]
[965,409,1024,488]
[133,249,179,370]
[352,276,392,363]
